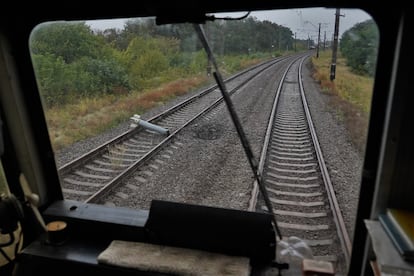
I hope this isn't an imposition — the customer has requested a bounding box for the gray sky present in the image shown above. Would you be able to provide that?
[247,8,372,39]
[87,8,372,41]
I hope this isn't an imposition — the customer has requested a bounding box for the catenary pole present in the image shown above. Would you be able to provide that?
[330,8,342,81]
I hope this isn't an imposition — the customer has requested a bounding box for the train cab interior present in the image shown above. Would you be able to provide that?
[0,1,410,275]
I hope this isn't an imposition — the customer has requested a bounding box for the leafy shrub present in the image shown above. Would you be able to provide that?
[340,19,379,76]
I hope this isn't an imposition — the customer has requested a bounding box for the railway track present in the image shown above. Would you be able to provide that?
[58,52,350,273]
[58,56,292,202]
[250,55,351,274]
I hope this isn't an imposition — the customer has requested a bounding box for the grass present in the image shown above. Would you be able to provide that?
[311,50,375,153]
[46,75,209,150]
[45,54,269,151]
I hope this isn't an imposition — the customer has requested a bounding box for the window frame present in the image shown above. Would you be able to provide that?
[0,4,408,275]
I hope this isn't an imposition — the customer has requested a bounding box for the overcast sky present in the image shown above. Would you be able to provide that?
[87,8,372,40]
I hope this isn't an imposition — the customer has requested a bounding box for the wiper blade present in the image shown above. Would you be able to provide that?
[193,24,282,241]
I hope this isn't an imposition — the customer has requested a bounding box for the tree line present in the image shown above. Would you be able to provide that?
[30,17,306,107]
[340,19,378,77]
[29,16,377,107]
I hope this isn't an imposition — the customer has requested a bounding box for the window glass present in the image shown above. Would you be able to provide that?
[29,9,378,270]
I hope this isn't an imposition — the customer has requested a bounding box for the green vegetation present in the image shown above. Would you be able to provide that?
[340,19,379,76]
[29,16,379,155]
[46,76,208,149]
[311,50,374,153]
[311,19,379,153]
[30,17,304,150]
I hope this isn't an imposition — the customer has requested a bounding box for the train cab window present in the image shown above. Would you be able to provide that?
[29,10,378,202]
[25,8,379,274]
[4,4,406,275]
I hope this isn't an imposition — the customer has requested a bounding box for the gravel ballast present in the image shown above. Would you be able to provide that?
[55,56,365,243]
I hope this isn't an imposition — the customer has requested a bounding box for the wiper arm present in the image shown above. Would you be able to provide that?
[193,24,282,241]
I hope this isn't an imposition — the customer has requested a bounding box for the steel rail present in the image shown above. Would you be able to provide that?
[85,56,297,203]
[58,57,285,175]
[298,56,352,265]
[248,54,306,213]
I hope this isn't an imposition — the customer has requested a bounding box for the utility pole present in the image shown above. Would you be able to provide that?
[316,23,321,58]
[294,32,297,52]
[277,25,281,51]
[330,8,343,81]
[324,31,326,50]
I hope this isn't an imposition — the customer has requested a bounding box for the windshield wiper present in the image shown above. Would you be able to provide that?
[193,24,282,241]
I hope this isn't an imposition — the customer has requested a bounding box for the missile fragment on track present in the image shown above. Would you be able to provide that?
[130,114,170,135]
